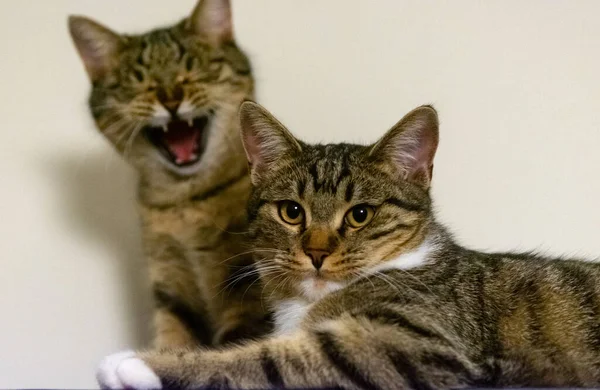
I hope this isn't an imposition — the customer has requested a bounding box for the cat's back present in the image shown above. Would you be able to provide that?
[472,251,600,384]
[483,250,600,298]
[429,249,600,336]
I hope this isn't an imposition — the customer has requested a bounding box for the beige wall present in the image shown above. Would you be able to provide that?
[1,0,599,387]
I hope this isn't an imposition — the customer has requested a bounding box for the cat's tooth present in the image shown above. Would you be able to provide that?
[190,153,197,160]
[175,157,183,164]
[162,124,168,132]
[187,119,193,127]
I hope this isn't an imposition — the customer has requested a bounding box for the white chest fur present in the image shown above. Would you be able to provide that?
[370,240,434,273]
[272,241,434,336]
[273,299,313,336]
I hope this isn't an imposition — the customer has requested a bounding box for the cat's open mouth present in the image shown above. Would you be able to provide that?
[144,116,210,167]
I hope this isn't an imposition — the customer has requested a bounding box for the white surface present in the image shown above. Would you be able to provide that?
[1,0,599,387]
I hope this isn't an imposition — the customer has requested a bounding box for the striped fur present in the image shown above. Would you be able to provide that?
[69,1,271,348]
[99,103,600,389]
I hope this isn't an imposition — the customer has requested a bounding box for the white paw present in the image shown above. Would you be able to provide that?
[97,350,162,390]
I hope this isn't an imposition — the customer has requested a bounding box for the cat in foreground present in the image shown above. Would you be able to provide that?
[98,102,600,389]
[68,0,270,347]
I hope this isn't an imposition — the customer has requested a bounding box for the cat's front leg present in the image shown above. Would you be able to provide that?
[97,330,351,390]
[98,316,479,390]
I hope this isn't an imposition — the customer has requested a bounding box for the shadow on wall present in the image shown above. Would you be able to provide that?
[47,148,152,347]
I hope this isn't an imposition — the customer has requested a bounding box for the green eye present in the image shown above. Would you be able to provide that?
[278,201,304,225]
[345,205,375,228]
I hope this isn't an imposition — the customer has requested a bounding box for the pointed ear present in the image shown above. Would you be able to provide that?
[369,105,439,188]
[189,0,233,45]
[239,101,302,184]
[68,15,122,82]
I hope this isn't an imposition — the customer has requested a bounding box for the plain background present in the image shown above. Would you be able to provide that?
[1,0,599,387]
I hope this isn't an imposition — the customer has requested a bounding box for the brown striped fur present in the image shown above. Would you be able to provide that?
[69,0,270,348]
[100,103,600,389]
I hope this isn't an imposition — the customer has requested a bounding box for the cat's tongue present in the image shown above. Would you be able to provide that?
[163,121,200,164]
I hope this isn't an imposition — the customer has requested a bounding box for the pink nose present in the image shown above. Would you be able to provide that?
[304,249,330,270]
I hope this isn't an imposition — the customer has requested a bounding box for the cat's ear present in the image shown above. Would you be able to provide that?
[369,105,439,189]
[189,0,233,45]
[239,101,302,184]
[68,16,122,82]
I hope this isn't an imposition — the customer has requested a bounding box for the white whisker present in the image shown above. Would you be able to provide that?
[215,248,286,266]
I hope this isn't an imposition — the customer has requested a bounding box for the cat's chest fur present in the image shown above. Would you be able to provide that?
[272,279,345,335]
[272,242,434,335]
[273,299,313,335]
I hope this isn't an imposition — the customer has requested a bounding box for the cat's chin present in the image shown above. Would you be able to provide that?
[299,276,345,302]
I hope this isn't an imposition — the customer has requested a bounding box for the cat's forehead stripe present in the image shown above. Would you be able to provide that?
[296,177,306,199]
[344,181,354,202]
[304,146,356,197]
[137,31,187,65]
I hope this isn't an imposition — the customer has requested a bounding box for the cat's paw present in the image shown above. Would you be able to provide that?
[97,350,162,390]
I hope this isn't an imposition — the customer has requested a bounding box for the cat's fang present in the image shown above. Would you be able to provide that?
[162,124,168,132]
[188,119,193,127]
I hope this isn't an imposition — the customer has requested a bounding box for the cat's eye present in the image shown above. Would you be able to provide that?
[345,205,375,228]
[278,201,304,225]
[133,69,145,82]
[185,56,195,72]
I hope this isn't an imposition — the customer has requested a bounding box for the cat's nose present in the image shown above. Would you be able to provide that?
[157,86,184,116]
[305,249,330,270]
[162,99,181,115]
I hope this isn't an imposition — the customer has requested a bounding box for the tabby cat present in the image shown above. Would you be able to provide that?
[68,0,270,347]
[97,102,600,389]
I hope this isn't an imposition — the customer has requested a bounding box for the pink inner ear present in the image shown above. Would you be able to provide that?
[192,0,233,42]
[242,132,261,166]
[70,18,121,81]
[206,5,232,32]
[81,40,106,69]
[393,125,438,185]
[411,134,436,172]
